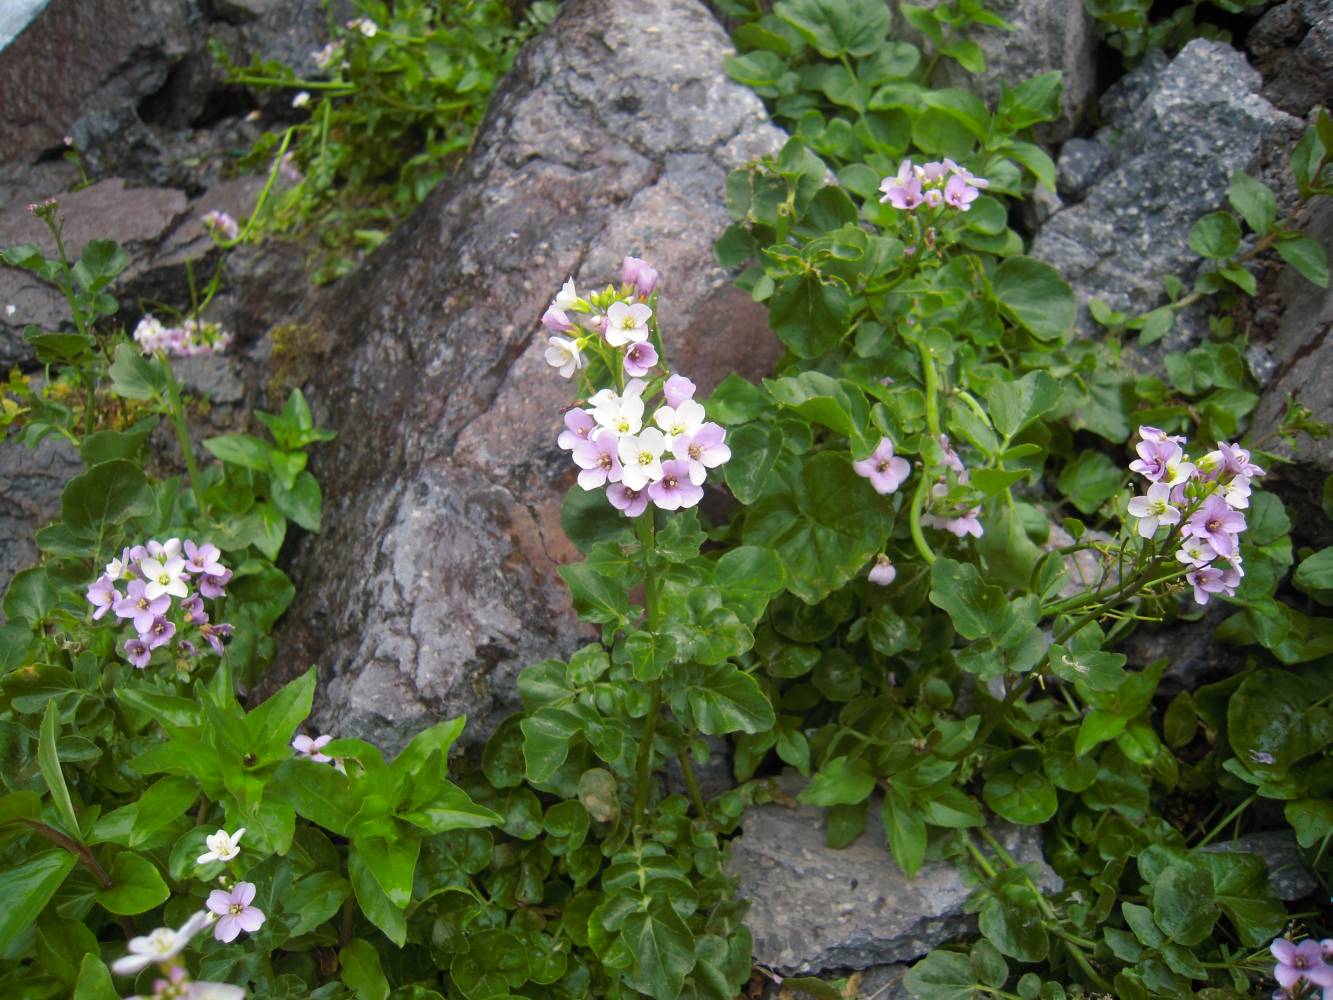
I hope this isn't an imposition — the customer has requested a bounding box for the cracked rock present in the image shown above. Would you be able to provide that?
[0,434,82,607]
[267,0,786,752]
[1030,40,1300,350]
[728,776,1062,975]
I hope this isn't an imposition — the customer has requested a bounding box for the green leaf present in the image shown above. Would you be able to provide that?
[1276,233,1330,288]
[920,787,984,828]
[774,0,892,57]
[349,849,407,946]
[1188,211,1242,260]
[72,240,129,291]
[929,558,1008,641]
[26,331,95,365]
[765,371,865,439]
[882,788,926,877]
[39,701,80,835]
[354,835,419,909]
[73,953,118,1000]
[521,707,581,782]
[986,371,1060,440]
[1293,547,1333,605]
[1047,644,1127,692]
[96,851,170,915]
[3,567,56,626]
[1227,172,1276,234]
[744,453,892,604]
[681,663,775,735]
[724,424,783,505]
[0,850,77,952]
[272,758,356,835]
[798,756,874,806]
[391,716,467,783]
[558,562,631,628]
[997,72,1063,130]
[978,879,1049,962]
[992,256,1075,341]
[341,938,390,1000]
[768,273,851,358]
[399,781,499,834]
[1056,449,1122,515]
[983,770,1058,824]
[903,950,977,1000]
[621,896,697,1000]
[1151,862,1218,946]
[60,459,152,534]
[626,630,678,682]
[1227,668,1311,775]
[107,343,166,400]
[272,469,323,531]
[203,433,272,471]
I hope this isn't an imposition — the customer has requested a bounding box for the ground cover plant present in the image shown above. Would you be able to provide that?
[2,1,1333,999]
[214,0,556,282]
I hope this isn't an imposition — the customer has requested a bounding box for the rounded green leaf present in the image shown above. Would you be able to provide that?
[982,770,1057,824]
[1187,211,1242,260]
[60,460,152,533]
[992,256,1076,341]
[96,851,170,915]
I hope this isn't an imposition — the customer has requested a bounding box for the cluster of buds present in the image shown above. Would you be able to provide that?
[542,259,731,517]
[923,434,984,539]
[346,16,377,36]
[133,314,233,358]
[1270,937,1333,998]
[1125,426,1262,605]
[879,158,988,213]
[542,256,660,382]
[85,538,233,668]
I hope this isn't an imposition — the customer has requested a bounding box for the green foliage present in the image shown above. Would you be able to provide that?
[1084,0,1268,65]
[215,0,556,282]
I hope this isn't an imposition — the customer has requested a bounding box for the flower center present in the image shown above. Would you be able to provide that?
[157,572,170,585]
[689,443,701,460]
[228,902,245,916]
[638,450,653,466]
[664,475,677,489]
[1207,518,1222,533]
[597,454,612,470]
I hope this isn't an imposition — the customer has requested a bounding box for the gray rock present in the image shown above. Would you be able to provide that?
[0,0,191,162]
[1250,0,1333,117]
[1030,40,1300,348]
[854,965,912,1000]
[1249,197,1333,548]
[1098,50,1167,132]
[0,434,81,607]
[1120,602,1244,690]
[265,0,786,752]
[903,0,1097,141]
[1201,831,1318,901]
[1054,137,1111,203]
[729,778,1061,974]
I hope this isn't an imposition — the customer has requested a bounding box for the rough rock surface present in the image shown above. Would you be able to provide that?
[906,0,1097,141]
[1249,0,1333,117]
[268,0,785,752]
[0,435,81,604]
[1250,198,1333,547]
[1030,40,1300,347]
[728,778,1061,974]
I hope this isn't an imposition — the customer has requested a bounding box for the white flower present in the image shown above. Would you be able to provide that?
[4,304,14,316]
[111,912,210,975]
[652,399,705,442]
[1176,537,1217,568]
[590,391,644,436]
[148,537,183,560]
[347,16,377,36]
[1223,474,1251,509]
[617,428,667,490]
[604,301,652,347]
[555,278,579,310]
[105,556,127,581]
[1126,483,1181,538]
[139,556,189,601]
[292,91,310,108]
[543,336,583,379]
[197,827,246,865]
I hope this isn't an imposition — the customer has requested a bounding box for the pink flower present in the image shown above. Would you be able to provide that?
[124,637,152,669]
[184,540,225,576]
[943,158,989,189]
[607,483,649,518]
[868,554,896,586]
[557,408,597,451]
[1126,483,1181,537]
[86,574,119,620]
[852,438,910,495]
[572,433,623,490]
[672,423,730,485]
[605,301,652,347]
[621,256,659,298]
[1186,563,1240,605]
[541,306,574,334]
[206,882,265,943]
[293,733,334,762]
[202,210,239,241]
[1271,939,1333,992]
[623,340,658,377]
[648,459,703,511]
[663,374,696,408]
[1183,494,1245,557]
[879,167,924,210]
[943,175,979,211]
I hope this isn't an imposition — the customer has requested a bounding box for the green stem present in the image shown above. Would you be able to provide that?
[908,472,936,565]
[43,216,98,432]
[233,127,298,248]
[1197,793,1256,848]
[161,356,208,519]
[631,513,662,827]
[677,751,708,820]
[919,341,941,438]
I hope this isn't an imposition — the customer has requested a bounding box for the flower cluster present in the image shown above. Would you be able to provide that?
[133,314,234,358]
[85,538,233,667]
[1125,426,1263,605]
[202,210,239,242]
[1271,938,1333,998]
[542,256,660,382]
[879,158,988,213]
[923,434,983,539]
[543,260,731,516]
[111,824,264,994]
